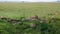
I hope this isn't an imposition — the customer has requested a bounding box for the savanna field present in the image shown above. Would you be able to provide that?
[0,3,60,34]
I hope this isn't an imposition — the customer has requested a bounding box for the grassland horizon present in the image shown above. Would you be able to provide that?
[0,3,60,34]
[0,3,60,18]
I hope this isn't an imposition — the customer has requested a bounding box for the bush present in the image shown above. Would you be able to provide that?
[0,17,60,34]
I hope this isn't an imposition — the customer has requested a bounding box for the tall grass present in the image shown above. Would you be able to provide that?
[0,3,60,18]
[0,3,60,34]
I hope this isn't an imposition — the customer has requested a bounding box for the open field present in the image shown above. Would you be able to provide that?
[0,3,60,34]
[0,3,60,18]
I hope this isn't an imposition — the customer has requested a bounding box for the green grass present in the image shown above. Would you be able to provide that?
[0,3,60,18]
[0,3,60,34]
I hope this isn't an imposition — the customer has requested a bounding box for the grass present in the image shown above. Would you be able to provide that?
[0,3,60,18]
[0,3,60,34]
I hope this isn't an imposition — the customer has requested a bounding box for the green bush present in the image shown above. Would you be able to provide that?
[0,17,60,34]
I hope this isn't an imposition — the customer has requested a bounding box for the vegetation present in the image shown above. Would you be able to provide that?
[0,3,60,34]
